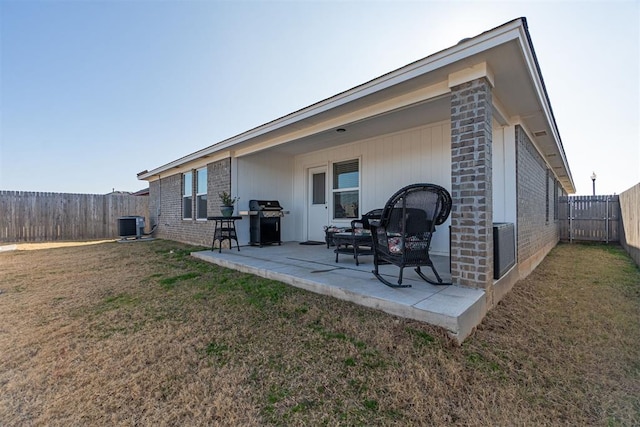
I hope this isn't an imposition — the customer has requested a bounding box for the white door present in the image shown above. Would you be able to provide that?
[307,166,328,242]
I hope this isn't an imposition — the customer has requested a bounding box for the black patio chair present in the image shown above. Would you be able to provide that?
[370,183,452,288]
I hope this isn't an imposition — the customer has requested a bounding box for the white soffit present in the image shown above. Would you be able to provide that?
[138,19,527,181]
[138,17,574,194]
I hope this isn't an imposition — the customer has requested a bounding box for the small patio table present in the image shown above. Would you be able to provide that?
[332,232,374,266]
[207,216,242,253]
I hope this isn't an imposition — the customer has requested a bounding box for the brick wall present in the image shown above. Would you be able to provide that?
[450,77,493,291]
[515,125,559,262]
[148,158,232,247]
[208,158,231,216]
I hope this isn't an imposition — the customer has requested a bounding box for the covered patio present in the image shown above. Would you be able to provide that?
[192,242,486,342]
[139,19,573,342]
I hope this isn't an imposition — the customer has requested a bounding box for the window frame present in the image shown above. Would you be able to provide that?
[331,158,360,220]
[545,169,550,223]
[553,179,559,221]
[196,167,208,220]
[182,171,193,220]
[312,171,326,205]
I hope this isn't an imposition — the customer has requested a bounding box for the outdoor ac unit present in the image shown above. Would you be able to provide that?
[493,222,515,279]
[118,216,145,239]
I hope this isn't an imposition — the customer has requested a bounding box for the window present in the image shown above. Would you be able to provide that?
[312,172,326,205]
[332,159,359,219]
[553,180,559,221]
[545,170,550,223]
[196,168,207,219]
[183,172,193,220]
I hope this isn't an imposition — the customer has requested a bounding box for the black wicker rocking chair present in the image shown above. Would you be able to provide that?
[370,183,452,288]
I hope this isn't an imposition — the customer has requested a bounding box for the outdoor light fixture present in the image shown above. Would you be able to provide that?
[591,172,597,196]
[336,128,346,133]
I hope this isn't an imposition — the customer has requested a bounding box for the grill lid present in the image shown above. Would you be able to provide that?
[249,200,283,211]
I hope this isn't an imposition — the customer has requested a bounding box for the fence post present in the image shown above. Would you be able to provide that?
[606,196,609,243]
[569,198,573,243]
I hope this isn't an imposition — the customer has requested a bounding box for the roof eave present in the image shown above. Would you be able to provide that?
[518,18,576,193]
[139,17,575,195]
[139,19,530,181]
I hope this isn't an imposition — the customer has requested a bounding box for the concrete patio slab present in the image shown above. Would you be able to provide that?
[192,242,487,342]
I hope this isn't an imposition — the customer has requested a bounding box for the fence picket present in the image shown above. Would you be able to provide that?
[0,191,149,243]
[559,195,620,242]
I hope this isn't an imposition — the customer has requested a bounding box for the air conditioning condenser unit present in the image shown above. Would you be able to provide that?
[118,216,145,239]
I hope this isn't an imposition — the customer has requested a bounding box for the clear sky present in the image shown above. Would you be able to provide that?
[1,0,638,195]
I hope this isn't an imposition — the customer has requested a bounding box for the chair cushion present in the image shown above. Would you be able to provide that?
[353,228,371,236]
[387,234,429,254]
[324,225,349,233]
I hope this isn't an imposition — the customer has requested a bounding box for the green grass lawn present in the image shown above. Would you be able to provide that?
[0,240,638,425]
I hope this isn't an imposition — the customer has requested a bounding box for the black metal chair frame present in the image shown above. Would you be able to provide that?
[370,183,452,288]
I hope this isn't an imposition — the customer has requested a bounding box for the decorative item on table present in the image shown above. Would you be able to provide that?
[219,191,238,217]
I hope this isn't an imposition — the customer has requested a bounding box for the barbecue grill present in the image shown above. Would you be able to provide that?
[248,200,284,246]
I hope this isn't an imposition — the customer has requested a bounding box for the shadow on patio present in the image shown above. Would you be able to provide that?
[192,242,487,342]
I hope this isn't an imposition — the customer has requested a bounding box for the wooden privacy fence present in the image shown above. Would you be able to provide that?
[619,183,640,266]
[0,191,149,243]
[559,195,620,243]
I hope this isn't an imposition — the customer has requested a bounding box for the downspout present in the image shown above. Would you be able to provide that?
[149,173,162,236]
[157,173,162,219]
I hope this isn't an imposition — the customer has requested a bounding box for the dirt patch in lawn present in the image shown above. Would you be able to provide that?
[0,240,638,425]
[4,240,116,251]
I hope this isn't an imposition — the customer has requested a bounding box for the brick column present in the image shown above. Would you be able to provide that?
[450,77,493,293]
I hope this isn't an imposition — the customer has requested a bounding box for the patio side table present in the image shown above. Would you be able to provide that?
[208,216,242,253]
[332,232,374,266]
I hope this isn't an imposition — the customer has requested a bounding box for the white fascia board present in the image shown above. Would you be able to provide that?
[515,26,575,193]
[140,150,232,181]
[448,62,495,88]
[139,19,527,180]
[228,21,523,147]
